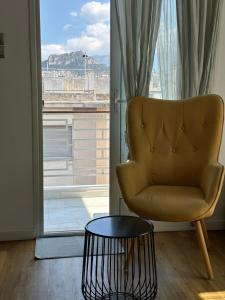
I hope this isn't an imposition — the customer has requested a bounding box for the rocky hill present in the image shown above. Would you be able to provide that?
[42,51,109,72]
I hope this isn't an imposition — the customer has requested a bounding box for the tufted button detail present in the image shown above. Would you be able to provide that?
[141,123,145,129]
[181,124,185,132]
[150,146,155,153]
[193,146,198,152]
[172,147,176,153]
[202,121,207,128]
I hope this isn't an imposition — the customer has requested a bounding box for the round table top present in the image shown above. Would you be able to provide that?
[85,215,153,238]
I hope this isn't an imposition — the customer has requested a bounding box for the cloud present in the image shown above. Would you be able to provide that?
[42,21,110,60]
[70,11,78,17]
[41,2,110,60]
[67,22,109,55]
[85,22,109,37]
[63,24,73,31]
[41,44,66,60]
[81,1,110,23]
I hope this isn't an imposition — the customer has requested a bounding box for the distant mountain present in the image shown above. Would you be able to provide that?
[92,55,110,66]
[42,51,109,72]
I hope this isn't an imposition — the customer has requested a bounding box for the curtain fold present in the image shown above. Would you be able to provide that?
[176,0,222,98]
[115,0,162,100]
[156,0,178,99]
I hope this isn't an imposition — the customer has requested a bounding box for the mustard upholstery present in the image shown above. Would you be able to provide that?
[117,95,224,222]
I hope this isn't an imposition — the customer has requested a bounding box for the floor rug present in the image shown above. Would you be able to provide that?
[35,236,124,259]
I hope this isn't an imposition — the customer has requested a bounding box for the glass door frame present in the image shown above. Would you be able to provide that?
[30,0,122,237]
[29,0,44,238]
[109,0,122,216]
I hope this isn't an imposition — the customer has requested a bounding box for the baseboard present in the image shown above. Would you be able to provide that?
[152,219,225,232]
[121,204,225,232]
[0,220,224,242]
[120,201,225,232]
[0,229,35,241]
[153,221,193,232]
[205,219,225,230]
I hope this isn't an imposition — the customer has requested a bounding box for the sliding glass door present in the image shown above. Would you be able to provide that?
[38,0,122,235]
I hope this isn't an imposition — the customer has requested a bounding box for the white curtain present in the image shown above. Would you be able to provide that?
[156,0,179,100]
[115,0,162,101]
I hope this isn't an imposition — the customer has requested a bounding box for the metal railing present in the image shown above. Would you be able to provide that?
[42,69,110,94]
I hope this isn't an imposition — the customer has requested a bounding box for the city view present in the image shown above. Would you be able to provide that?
[42,49,111,232]
[42,51,110,187]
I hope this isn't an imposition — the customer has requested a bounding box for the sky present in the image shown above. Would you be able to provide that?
[40,0,110,60]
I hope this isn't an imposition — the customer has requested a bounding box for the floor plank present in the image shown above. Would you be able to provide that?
[0,231,225,300]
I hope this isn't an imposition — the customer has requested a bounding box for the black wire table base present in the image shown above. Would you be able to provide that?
[81,216,157,300]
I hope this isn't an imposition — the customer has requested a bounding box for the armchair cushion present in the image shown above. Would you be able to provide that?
[128,185,209,221]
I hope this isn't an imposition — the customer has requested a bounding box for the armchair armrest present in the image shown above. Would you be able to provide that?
[116,161,149,202]
[201,162,225,204]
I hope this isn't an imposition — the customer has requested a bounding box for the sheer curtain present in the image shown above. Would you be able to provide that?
[115,0,162,100]
[155,0,179,100]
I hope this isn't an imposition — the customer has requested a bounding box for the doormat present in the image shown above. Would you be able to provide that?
[35,236,124,259]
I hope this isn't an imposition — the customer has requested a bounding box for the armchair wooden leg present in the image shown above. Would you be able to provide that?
[194,220,214,280]
[200,219,210,249]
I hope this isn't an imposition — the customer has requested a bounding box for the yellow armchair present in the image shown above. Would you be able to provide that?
[117,95,224,279]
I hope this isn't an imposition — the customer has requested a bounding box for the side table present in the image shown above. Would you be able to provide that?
[81,215,157,300]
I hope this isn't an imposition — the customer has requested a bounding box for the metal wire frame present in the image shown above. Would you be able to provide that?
[82,230,157,300]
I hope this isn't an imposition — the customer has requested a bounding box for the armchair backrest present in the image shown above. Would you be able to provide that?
[127,95,224,186]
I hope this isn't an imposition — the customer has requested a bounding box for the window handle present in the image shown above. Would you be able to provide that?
[113,89,126,112]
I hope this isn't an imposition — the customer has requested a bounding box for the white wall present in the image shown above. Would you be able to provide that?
[209,1,225,228]
[0,0,34,240]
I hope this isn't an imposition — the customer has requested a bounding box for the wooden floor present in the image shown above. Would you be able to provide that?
[0,231,225,300]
